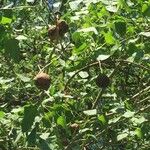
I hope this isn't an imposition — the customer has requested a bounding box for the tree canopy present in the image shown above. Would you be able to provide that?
[0,0,150,150]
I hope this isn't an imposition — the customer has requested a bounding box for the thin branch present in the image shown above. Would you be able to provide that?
[131,85,150,100]
[92,89,104,109]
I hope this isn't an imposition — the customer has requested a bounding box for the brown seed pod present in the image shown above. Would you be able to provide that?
[34,72,51,90]
[57,20,69,36]
[48,26,59,41]
[95,74,110,88]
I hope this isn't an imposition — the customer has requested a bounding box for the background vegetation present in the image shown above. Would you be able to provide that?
[0,0,150,149]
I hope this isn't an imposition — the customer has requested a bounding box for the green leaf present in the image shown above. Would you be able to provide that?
[115,20,126,36]
[5,38,20,62]
[104,32,115,45]
[1,16,12,24]
[117,133,128,141]
[21,104,38,132]
[142,4,150,17]
[135,128,143,139]
[73,43,87,54]
[98,114,107,125]
[0,111,5,119]
[83,109,97,116]
[57,116,67,129]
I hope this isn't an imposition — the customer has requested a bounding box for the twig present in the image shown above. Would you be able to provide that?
[130,85,150,100]
[92,89,104,109]
[0,6,35,10]
[136,96,150,104]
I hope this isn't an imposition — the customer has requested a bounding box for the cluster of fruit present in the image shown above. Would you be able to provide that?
[34,16,110,91]
[48,19,69,41]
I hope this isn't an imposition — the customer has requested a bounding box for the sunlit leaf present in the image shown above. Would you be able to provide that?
[98,114,107,125]
[123,111,135,118]
[104,32,115,45]
[83,109,97,116]
[77,27,98,34]
[97,55,110,61]
[1,17,12,24]
[0,111,5,119]
[57,116,67,129]
[79,71,89,78]
[117,133,128,141]
[139,32,150,37]
[135,128,143,139]
[16,74,31,82]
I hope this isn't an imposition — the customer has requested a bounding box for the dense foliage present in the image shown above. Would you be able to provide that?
[0,0,150,150]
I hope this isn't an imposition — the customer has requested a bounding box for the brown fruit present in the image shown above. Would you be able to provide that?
[34,72,51,90]
[57,20,69,36]
[95,74,110,88]
[48,26,59,41]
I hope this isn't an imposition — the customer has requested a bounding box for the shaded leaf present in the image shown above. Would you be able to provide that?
[27,127,37,146]
[115,20,126,36]
[4,38,20,62]
[21,104,38,132]
[39,137,51,150]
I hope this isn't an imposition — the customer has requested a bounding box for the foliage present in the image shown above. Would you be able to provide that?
[0,0,150,150]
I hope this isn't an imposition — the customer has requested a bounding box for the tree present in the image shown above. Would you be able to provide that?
[0,0,150,149]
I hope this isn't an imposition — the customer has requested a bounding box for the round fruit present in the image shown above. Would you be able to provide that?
[57,20,69,36]
[95,74,110,88]
[48,26,59,41]
[34,72,51,90]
